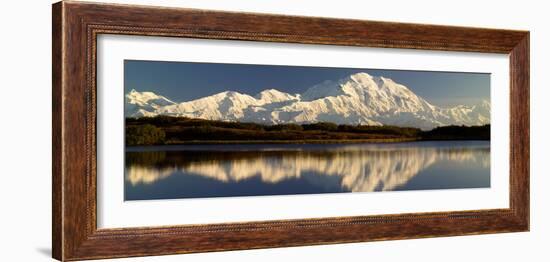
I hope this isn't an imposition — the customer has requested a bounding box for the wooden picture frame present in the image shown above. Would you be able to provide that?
[52,1,529,261]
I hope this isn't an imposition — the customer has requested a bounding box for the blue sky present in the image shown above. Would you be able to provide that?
[124,60,490,107]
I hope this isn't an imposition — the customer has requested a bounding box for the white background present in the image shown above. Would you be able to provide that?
[0,0,546,261]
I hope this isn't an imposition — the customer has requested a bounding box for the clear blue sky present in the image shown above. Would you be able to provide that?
[124,60,490,107]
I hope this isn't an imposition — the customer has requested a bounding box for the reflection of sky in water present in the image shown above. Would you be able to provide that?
[124,141,490,201]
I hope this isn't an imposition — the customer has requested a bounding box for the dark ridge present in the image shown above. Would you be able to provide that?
[125,116,490,146]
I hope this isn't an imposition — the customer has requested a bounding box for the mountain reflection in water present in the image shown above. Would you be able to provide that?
[125,141,490,200]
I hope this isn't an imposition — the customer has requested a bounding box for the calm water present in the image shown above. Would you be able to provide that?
[124,141,490,201]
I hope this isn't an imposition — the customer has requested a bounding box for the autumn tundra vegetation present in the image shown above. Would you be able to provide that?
[125,116,490,146]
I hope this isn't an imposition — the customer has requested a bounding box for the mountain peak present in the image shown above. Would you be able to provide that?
[349,72,373,80]
[125,89,175,106]
[302,72,411,102]
[377,76,393,83]
[257,88,284,95]
[255,89,297,103]
[125,89,176,117]
[127,89,160,97]
[214,90,243,97]
[223,90,239,95]
[346,73,400,91]
[347,72,374,84]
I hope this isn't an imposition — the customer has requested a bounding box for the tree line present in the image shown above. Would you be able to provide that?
[125,116,489,146]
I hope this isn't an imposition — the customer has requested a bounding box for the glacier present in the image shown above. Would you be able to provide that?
[125,72,490,130]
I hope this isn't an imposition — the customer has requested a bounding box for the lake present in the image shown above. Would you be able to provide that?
[124,141,490,201]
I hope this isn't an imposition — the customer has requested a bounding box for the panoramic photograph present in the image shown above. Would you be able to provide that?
[124,60,491,201]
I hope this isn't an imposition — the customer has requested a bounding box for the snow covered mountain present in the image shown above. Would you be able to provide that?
[125,89,176,117]
[125,72,490,130]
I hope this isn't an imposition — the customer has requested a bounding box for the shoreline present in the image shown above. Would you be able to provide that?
[126,117,490,146]
[126,138,490,147]
[164,138,419,145]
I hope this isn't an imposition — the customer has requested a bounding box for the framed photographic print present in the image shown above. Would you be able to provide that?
[52,1,529,261]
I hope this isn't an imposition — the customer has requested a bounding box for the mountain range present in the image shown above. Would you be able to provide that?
[125,72,490,130]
